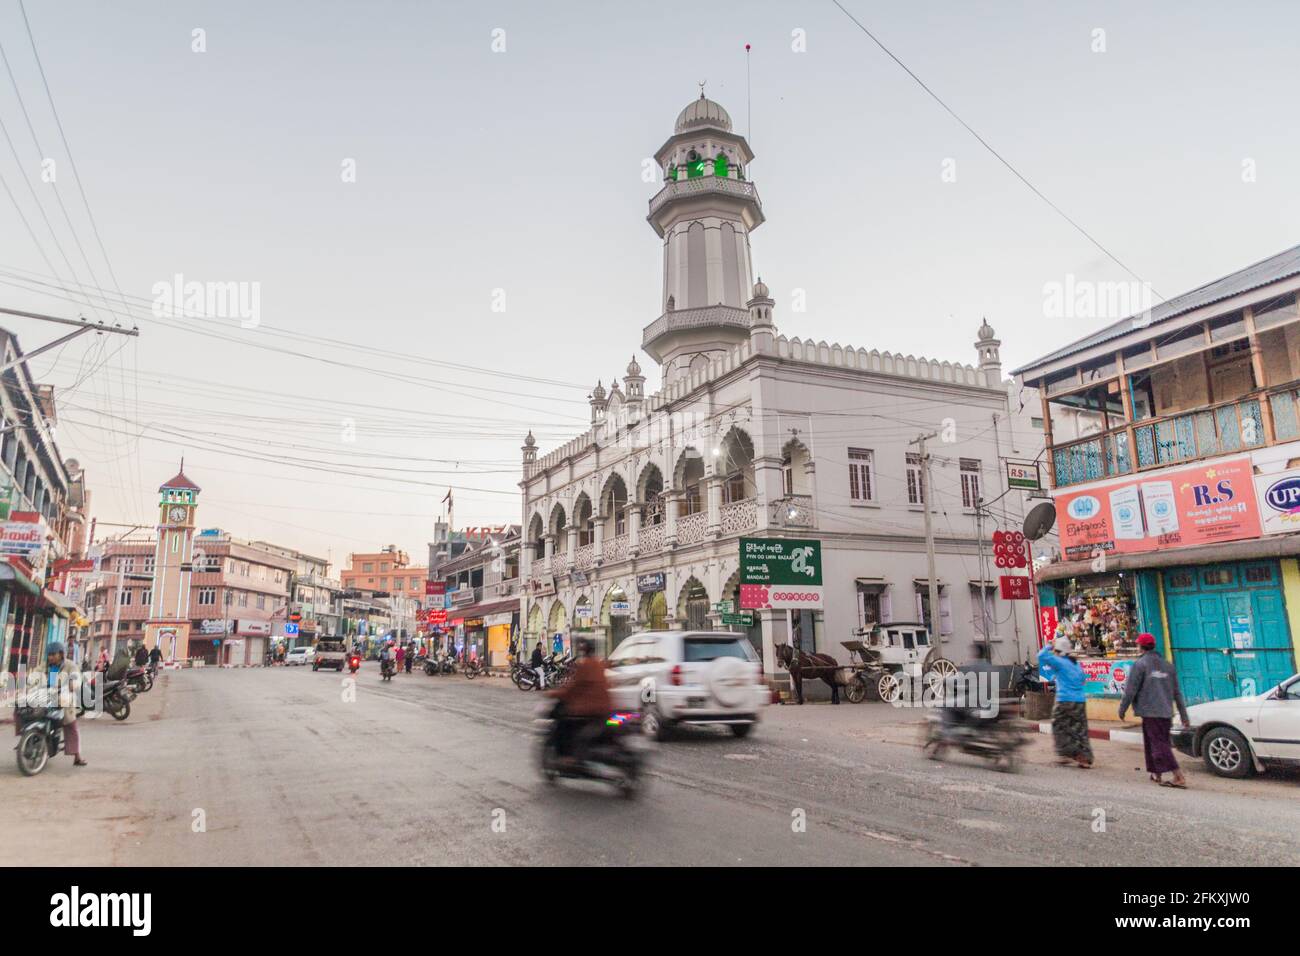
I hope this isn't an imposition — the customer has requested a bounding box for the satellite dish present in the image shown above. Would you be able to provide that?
[1023,501,1056,541]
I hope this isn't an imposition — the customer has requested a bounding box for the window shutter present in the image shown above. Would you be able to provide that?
[939,591,953,636]
[881,588,893,624]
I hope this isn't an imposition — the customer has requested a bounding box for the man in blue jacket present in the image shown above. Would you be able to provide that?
[1038,635,1093,768]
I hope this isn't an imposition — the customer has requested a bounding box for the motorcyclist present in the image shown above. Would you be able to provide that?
[941,642,999,735]
[546,638,610,764]
[379,643,394,676]
[530,640,546,689]
[32,643,86,767]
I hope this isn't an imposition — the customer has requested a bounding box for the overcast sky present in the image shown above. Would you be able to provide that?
[1,0,1297,568]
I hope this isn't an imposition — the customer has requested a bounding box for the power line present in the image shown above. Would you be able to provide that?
[829,0,1162,300]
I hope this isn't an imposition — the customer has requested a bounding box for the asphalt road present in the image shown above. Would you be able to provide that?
[4,665,1298,866]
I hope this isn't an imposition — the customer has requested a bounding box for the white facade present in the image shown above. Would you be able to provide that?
[519,96,1043,679]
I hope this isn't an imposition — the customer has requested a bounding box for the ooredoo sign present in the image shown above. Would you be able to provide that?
[739,537,823,610]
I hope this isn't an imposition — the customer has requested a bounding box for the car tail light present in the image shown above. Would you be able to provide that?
[670,664,684,686]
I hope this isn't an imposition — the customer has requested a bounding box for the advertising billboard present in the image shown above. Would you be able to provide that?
[1054,456,1261,561]
[739,537,823,609]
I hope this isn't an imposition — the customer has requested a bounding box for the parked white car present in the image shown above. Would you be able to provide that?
[605,630,769,741]
[1172,673,1300,778]
[285,647,311,667]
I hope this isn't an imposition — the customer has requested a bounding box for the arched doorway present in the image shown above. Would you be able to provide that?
[722,569,763,659]
[601,585,633,652]
[572,594,595,654]
[639,590,667,630]
[547,600,567,654]
[679,577,711,631]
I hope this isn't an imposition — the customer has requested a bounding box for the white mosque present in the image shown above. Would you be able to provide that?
[518,92,1041,682]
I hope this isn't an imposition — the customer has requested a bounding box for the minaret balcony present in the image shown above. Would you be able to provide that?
[647,177,764,236]
[642,305,752,356]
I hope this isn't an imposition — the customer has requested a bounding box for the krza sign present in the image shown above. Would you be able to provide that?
[739,537,823,609]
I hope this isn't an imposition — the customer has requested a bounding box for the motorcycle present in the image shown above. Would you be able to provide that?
[14,703,66,776]
[920,706,1026,772]
[348,655,361,674]
[462,657,485,679]
[77,674,132,721]
[535,700,648,798]
[125,665,153,696]
[380,659,395,682]
[439,655,457,675]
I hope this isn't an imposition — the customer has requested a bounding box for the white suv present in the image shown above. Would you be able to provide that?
[606,630,768,740]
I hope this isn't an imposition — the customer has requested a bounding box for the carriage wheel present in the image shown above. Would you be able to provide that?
[925,657,957,691]
[877,672,902,703]
[844,675,867,704]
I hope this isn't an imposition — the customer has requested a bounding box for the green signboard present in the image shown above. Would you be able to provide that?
[740,537,823,585]
[721,611,753,627]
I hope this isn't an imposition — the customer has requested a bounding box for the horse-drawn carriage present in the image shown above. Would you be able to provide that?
[838,622,957,703]
[774,622,957,704]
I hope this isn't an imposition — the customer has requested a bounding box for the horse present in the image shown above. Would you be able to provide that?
[773,643,841,705]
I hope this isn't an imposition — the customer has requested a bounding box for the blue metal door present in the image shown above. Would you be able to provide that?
[1164,561,1296,704]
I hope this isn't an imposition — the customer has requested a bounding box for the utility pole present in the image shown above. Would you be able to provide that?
[910,432,941,651]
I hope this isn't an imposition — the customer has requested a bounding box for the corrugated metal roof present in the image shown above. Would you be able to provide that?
[1013,242,1300,376]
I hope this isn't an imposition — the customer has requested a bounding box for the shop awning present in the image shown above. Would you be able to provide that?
[446,597,519,621]
[0,558,41,598]
[1035,534,1300,583]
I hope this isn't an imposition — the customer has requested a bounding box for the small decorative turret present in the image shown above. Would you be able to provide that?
[975,318,1002,387]
[747,277,777,354]
[623,354,645,401]
[589,380,608,424]
[521,430,537,472]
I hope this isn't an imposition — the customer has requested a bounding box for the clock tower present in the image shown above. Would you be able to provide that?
[145,462,201,662]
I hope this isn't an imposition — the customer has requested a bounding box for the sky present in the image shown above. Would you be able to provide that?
[0,0,1297,569]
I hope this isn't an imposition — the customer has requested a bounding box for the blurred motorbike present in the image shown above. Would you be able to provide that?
[535,700,648,798]
[921,706,1025,772]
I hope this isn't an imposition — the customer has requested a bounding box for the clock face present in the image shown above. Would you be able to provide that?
[168,506,188,523]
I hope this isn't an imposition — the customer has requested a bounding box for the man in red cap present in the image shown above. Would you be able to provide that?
[1119,632,1191,788]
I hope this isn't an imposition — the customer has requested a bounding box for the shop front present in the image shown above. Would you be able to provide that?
[1045,453,1300,705]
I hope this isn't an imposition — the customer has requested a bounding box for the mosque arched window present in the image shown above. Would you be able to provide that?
[713,153,728,177]
[686,149,706,178]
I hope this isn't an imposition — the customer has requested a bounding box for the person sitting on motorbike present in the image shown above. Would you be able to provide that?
[379,644,394,674]
[35,643,87,767]
[941,642,999,734]
[530,640,546,689]
[547,638,610,764]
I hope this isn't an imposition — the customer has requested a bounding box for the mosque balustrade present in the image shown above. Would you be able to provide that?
[719,497,758,536]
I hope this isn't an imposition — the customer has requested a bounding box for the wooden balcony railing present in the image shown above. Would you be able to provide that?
[1051,394,1266,488]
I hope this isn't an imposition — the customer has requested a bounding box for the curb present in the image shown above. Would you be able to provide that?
[1037,720,1143,745]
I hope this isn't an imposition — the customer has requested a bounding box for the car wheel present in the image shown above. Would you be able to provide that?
[730,723,753,738]
[642,704,671,742]
[1202,726,1253,778]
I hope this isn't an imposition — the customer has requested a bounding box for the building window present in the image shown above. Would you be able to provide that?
[118,589,132,605]
[197,587,216,606]
[906,453,925,505]
[141,589,152,606]
[143,556,155,573]
[363,563,373,573]
[380,578,388,589]
[915,584,952,637]
[848,448,875,502]
[120,557,135,572]
[1030,417,1044,429]
[969,583,996,637]
[238,591,248,607]
[960,458,981,510]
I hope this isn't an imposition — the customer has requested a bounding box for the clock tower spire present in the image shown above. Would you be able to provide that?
[145,462,202,662]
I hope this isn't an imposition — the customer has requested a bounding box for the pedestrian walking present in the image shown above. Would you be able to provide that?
[403,645,413,674]
[148,644,162,669]
[1118,633,1191,788]
[31,643,86,767]
[1038,635,1093,768]
[395,644,406,673]
[133,643,149,667]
